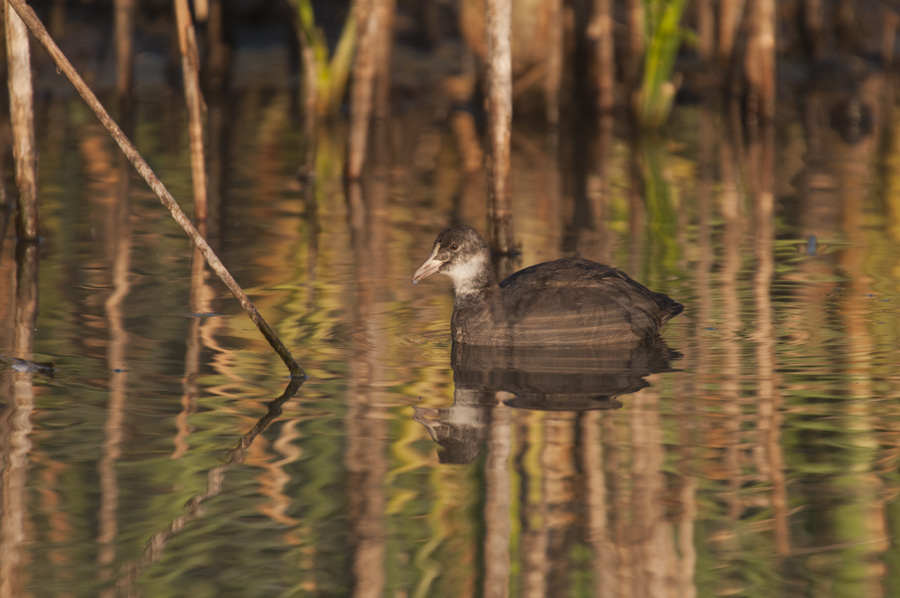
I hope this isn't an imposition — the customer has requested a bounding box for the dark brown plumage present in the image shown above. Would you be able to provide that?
[413,225,683,347]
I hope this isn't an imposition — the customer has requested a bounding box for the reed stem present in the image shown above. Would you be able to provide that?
[174,0,209,221]
[5,1,38,240]
[485,0,515,255]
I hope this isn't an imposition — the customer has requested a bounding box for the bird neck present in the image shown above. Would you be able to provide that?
[447,254,498,298]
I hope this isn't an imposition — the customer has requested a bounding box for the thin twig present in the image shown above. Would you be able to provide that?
[6,0,304,380]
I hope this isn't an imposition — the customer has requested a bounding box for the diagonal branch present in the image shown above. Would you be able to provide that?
[6,0,304,380]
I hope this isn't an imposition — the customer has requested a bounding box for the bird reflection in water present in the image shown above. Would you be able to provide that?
[413,338,680,464]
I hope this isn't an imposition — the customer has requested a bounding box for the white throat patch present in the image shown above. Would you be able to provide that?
[444,255,488,296]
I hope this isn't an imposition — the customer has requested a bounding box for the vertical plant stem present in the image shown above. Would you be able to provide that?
[5,2,38,240]
[801,0,823,58]
[373,0,395,121]
[6,0,303,379]
[485,0,515,255]
[697,0,714,69]
[114,0,134,107]
[718,0,745,72]
[591,0,615,115]
[544,0,562,127]
[295,1,319,177]
[206,0,230,84]
[174,0,209,221]
[346,0,377,180]
[744,0,776,122]
[637,0,687,128]
[299,35,319,178]
[205,0,231,242]
[193,0,208,21]
[882,7,899,68]
[625,0,644,108]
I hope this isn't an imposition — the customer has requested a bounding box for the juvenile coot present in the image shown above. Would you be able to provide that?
[412,225,683,346]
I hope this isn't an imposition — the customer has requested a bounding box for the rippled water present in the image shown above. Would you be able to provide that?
[3,75,900,597]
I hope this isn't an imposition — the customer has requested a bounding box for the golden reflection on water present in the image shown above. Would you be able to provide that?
[2,72,900,598]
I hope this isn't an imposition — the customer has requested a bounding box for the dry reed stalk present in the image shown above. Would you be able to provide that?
[206,0,230,87]
[299,36,318,178]
[485,0,515,255]
[744,0,776,122]
[801,0,824,58]
[590,0,615,114]
[114,0,134,106]
[452,111,484,172]
[174,0,209,221]
[718,0,745,71]
[543,0,562,126]
[0,144,9,213]
[193,0,209,21]
[347,0,378,180]
[6,0,304,379]
[884,8,899,68]
[696,0,714,68]
[295,0,319,177]
[373,0,396,121]
[204,0,230,242]
[625,0,644,104]
[5,2,38,240]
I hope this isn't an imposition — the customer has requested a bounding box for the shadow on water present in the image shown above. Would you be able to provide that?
[414,339,679,464]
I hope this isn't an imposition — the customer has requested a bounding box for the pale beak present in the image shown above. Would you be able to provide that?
[412,245,443,283]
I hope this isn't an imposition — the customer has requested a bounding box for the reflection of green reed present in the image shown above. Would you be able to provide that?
[637,0,687,128]
[296,0,356,115]
[639,134,680,278]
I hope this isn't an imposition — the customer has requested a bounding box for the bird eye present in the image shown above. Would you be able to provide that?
[450,244,459,251]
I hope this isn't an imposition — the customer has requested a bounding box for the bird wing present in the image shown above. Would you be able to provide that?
[499,259,677,345]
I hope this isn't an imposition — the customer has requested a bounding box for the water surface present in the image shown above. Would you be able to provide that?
[3,66,900,598]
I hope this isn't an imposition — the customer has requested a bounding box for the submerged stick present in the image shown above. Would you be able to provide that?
[6,0,304,380]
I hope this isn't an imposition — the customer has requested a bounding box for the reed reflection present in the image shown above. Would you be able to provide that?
[750,122,789,556]
[97,119,134,594]
[0,241,39,598]
[344,120,392,595]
